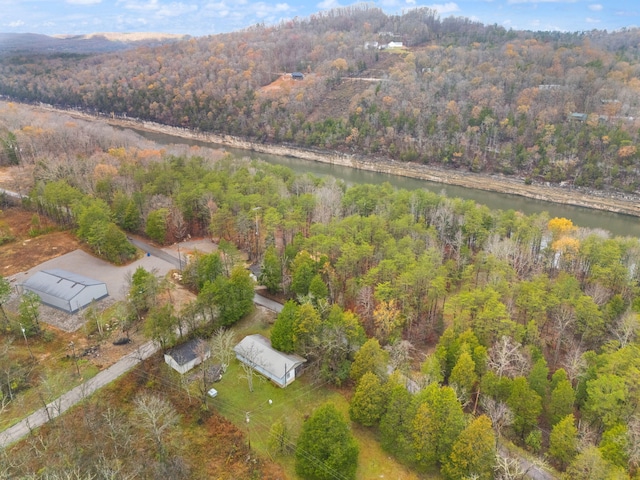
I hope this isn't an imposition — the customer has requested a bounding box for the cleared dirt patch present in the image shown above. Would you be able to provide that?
[0,207,82,276]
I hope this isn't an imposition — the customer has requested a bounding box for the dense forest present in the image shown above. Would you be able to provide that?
[1,6,640,196]
[2,103,640,478]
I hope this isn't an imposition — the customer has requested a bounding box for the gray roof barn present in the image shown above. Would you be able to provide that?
[233,334,306,388]
[20,269,108,313]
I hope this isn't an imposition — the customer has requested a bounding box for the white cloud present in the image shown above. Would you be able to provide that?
[427,2,460,14]
[116,0,160,12]
[66,0,102,4]
[8,20,25,27]
[588,4,602,11]
[156,2,198,17]
[507,0,578,4]
[317,0,341,9]
[585,17,600,23]
[252,2,293,18]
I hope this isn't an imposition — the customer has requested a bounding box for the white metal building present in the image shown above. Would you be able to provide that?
[20,269,108,314]
[233,334,306,388]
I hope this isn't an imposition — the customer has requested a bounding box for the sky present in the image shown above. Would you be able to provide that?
[0,0,638,37]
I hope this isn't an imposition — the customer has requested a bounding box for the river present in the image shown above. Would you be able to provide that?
[124,126,640,239]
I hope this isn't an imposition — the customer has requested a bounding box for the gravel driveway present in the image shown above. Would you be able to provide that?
[7,249,177,332]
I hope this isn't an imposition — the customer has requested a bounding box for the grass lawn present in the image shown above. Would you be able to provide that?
[208,356,438,480]
[0,333,100,431]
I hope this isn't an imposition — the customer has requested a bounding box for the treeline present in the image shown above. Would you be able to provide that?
[17,133,640,476]
[1,7,639,192]
[3,102,640,477]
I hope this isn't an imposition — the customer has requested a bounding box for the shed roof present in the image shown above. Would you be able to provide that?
[233,334,306,378]
[22,269,105,302]
[166,338,209,366]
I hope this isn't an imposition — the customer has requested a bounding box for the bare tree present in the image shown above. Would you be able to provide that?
[133,392,179,460]
[627,415,640,472]
[550,303,576,367]
[560,339,586,385]
[101,407,133,458]
[611,310,640,348]
[488,336,530,379]
[494,453,528,480]
[481,396,514,440]
[385,340,413,373]
[209,327,236,373]
[236,343,268,393]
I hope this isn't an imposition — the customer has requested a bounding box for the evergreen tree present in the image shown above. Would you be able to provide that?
[599,424,629,470]
[295,403,359,480]
[293,303,322,354]
[146,208,169,244]
[380,382,414,462]
[549,414,578,469]
[259,245,282,293]
[564,446,627,480]
[350,338,388,384]
[507,377,542,440]
[215,266,255,326]
[349,371,386,427]
[290,251,317,297]
[308,273,329,302]
[549,377,576,426]
[527,357,550,400]
[270,300,298,353]
[449,348,477,402]
[443,415,496,480]
[412,384,466,469]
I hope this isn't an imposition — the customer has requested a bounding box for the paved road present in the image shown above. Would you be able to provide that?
[127,236,183,269]
[498,444,556,480]
[0,340,159,448]
[253,293,283,313]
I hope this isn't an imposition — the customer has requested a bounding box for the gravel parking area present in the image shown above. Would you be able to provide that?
[7,249,177,332]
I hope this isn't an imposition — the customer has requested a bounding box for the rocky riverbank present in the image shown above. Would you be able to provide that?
[48,106,640,218]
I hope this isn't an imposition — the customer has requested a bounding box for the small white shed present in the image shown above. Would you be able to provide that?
[164,338,211,375]
[20,269,108,313]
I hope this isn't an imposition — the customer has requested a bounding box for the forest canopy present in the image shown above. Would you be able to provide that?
[0,6,639,194]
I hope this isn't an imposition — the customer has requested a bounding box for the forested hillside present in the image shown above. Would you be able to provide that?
[1,5,639,194]
[2,102,640,478]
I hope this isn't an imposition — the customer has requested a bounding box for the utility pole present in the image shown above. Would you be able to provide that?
[69,341,81,377]
[20,323,34,361]
[245,398,272,452]
[245,411,251,451]
[252,206,261,261]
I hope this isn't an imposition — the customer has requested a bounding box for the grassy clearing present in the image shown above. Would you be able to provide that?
[207,348,437,479]
[0,331,100,430]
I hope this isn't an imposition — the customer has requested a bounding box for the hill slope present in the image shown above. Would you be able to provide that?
[0,6,639,194]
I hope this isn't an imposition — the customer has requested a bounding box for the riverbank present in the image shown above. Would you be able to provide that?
[45,106,640,218]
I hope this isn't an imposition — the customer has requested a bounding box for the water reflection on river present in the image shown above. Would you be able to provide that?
[125,126,640,239]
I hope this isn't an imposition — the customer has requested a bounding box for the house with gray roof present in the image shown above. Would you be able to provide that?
[20,269,108,313]
[164,338,211,374]
[233,334,306,388]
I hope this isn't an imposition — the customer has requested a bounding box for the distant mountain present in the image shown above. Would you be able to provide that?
[0,32,189,55]
[1,6,639,194]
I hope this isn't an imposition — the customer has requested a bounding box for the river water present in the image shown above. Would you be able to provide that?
[126,126,640,238]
